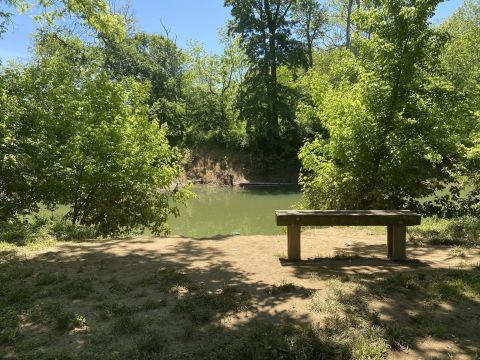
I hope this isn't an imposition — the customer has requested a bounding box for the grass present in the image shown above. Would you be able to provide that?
[1,226,479,359]
[134,330,167,358]
[409,216,480,246]
[142,298,167,310]
[266,280,305,296]
[174,285,251,324]
[96,301,137,320]
[112,316,143,335]
[307,268,480,359]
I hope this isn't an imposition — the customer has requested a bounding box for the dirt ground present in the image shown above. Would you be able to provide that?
[4,228,480,359]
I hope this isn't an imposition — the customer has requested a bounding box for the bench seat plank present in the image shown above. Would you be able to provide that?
[275,210,421,227]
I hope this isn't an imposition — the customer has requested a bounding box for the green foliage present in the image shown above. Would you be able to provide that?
[409,216,480,246]
[183,37,248,148]
[0,218,53,246]
[32,0,127,41]
[50,220,96,241]
[299,0,474,209]
[292,0,327,68]
[0,35,190,236]
[441,1,480,198]
[226,0,305,154]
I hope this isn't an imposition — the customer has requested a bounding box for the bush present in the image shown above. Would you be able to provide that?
[1,38,191,237]
[50,221,96,241]
[0,216,97,247]
[0,218,53,246]
[409,216,480,246]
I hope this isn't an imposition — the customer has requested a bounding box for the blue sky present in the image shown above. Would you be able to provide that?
[0,0,465,62]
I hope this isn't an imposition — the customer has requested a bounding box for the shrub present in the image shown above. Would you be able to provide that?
[50,221,96,241]
[409,216,480,246]
[0,218,53,246]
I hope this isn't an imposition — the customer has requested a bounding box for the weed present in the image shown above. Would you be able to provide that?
[112,316,143,335]
[61,278,95,299]
[134,330,167,357]
[45,304,87,331]
[6,287,33,305]
[0,309,21,344]
[332,250,361,259]
[266,280,299,295]
[214,322,338,360]
[182,321,195,338]
[142,298,167,310]
[34,272,68,286]
[108,278,133,294]
[96,301,137,320]
[409,217,480,246]
[449,246,466,258]
[175,286,250,324]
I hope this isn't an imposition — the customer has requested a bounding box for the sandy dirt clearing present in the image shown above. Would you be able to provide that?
[17,227,480,359]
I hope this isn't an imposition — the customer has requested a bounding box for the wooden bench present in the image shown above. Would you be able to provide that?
[275,210,421,261]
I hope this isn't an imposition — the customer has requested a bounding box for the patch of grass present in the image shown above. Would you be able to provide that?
[137,266,194,294]
[134,330,167,357]
[60,278,95,299]
[449,246,466,258]
[6,287,33,305]
[155,267,193,292]
[409,216,480,246]
[309,268,480,358]
[0,309,21,344]
[112,315,143,335]
[181,321,196,339]
[213,321,339,360]
[310,279,390,359]
[42,303,87,331]
[96,301,137,320]
[142,298,167,310]
[55,311,86,331]
[108,278,133,294]
[332,250,361,259]
[266,280,303,295]
[34,271,68,286]
[175,285,250,324]
[372,269,480,303]
[0,218,53,246]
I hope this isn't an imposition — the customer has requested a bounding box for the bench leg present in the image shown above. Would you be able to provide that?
[387,225,393,259]
[391,225,407,261]
[287,224,301,261]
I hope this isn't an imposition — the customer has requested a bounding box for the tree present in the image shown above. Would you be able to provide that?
[439,0,480,215]
[0,34,190,236]
[99,31,187,144]
[225,0,303,153]
[292,0,327,68]
[299,0,474,210]
[183,35,248,147]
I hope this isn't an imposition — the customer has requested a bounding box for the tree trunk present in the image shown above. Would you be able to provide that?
[346,0,354,49]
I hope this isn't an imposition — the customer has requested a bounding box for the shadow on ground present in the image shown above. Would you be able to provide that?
[1,236,479,359]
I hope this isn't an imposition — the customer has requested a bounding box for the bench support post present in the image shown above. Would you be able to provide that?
[387,225,393,259]
[287,224,301,261]
[391,225,406,260]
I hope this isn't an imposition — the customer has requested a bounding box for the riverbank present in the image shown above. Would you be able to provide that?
[182,145,300,186]
[2,228,479,359]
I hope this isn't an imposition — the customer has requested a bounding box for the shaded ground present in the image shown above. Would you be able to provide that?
[1,228,479,359]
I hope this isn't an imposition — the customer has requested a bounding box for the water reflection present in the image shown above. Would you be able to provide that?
[168,185,302,238]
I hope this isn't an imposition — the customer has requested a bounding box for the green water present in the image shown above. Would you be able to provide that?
[168,185,302,238]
